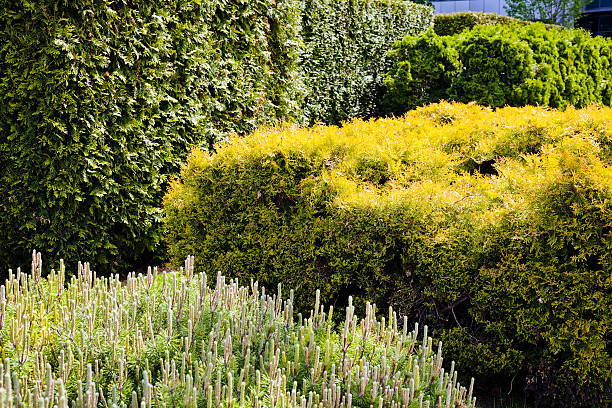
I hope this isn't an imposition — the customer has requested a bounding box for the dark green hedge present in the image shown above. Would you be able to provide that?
[300,0,433,125]
[164,103,612,407]
[0,0,431,273]
[382,23,612,115]
[433,11,561,36]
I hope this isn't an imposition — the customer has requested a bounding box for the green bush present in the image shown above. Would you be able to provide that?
[382,30,460,116]
[449,24,558,108]
[0,0,432,274]
[432,11,560,36]
[0,0,302,273]
[164,102,612,407]
[382,23,612,114]
[0,250,476,407]
[300,0,433,125]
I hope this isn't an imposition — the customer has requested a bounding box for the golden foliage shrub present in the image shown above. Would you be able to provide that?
[164,102,612,407]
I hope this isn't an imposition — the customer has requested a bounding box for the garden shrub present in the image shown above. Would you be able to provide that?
[0,0,432,274]
[0,0,302,274]
[432,11,560,36]
[164,102,612,407]
[300,0,433,125]
[449,24,558,108]
[382,30,460,116]
[0,251,476,407]
[383,23,612,114]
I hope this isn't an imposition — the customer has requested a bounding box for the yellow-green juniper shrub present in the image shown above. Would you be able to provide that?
[165,102,612,407]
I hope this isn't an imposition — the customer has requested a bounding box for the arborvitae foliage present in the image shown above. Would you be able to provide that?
[382,31,461,116]
[0,0,432,275]
[382,23,612,114]
[300,0,433,125]
[0,0,302,274]
[165,102,612,407]
[0,251,475,408]
[432,11,561,36]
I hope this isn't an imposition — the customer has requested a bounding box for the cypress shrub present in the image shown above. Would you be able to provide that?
[433,11,561,36]
[382,30,460,116]
[382,23,612,114]
[164,102,612,407]
[300,0,433,125]
[0,0,432,274]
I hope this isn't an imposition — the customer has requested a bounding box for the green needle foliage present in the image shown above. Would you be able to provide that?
[0,250,475,408]
[382,23,612,114]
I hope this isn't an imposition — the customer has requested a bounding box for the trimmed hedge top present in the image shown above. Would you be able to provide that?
[433,12,561,36]
[165,102,612,407]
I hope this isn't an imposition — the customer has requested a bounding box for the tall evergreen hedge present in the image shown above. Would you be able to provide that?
[301,0,433,124]
[0,0,432,273]
[382,23,612,115]
[432,11,561,36]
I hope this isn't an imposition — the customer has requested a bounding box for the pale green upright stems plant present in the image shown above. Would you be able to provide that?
[0,251,477,408]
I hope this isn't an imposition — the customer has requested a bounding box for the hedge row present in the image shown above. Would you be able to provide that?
[164,102,612,407]
[382,23,612,114]
[433,12,561,36]
[301,0,433,124]
[0,0,432,273]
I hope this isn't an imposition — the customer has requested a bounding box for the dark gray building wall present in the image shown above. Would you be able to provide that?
[580,0,612,36]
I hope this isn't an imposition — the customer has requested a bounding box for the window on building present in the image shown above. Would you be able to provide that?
[600,15,612,32]
[586,0,599,10]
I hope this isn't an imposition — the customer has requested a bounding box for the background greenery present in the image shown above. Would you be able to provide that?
[300,0,433,125]
[382,22,612,114]
[432,11,561,36]
[0,0,432,274]
[164,102,612,408]
[504,0,590,28]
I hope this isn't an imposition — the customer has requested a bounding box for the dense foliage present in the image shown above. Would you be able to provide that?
[382,23,612,114]
[381,31,461,113]
[300,0,433,125]
[0,0,432,274]
[165,102,612,407]
[0,251,475,407]
[0,0,301,274]
[504,0,590,27]
[432,12,560,36]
